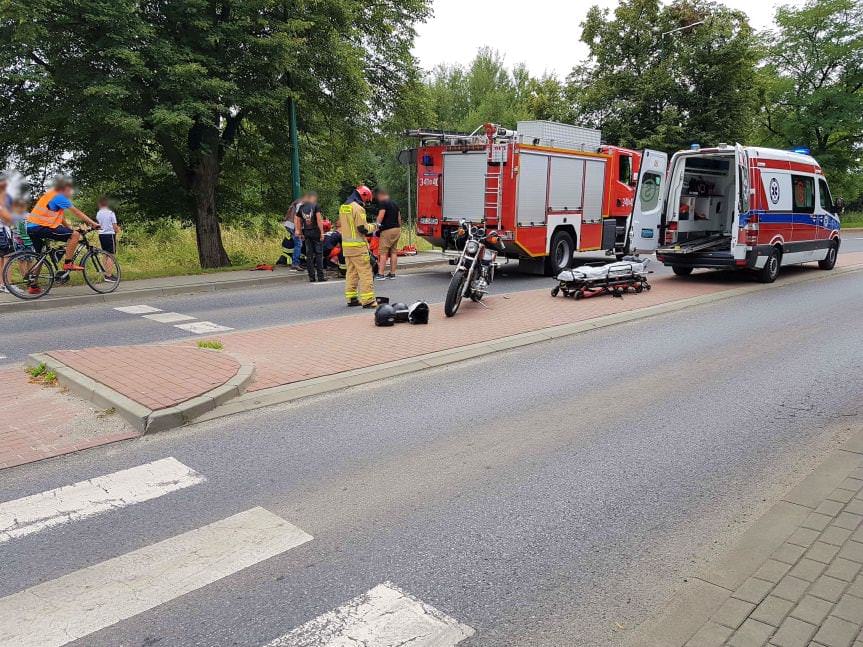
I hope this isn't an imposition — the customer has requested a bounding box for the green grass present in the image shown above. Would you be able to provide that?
[197,340,224,350]
[106,220,436,282]
[842,211,863,229]
[27,363,57,385]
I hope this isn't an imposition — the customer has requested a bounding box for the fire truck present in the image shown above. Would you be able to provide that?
[408,121,642,275]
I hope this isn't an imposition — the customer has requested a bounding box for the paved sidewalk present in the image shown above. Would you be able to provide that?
[0,251,445,312]
[636,431,863,647]
[0,366,138,469]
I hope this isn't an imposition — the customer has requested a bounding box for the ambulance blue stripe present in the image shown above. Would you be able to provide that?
[738,211,841,230]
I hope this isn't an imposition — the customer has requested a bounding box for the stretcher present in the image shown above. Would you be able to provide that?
[551,256,652,300]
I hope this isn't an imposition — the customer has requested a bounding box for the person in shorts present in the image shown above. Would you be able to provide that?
[26,177,99,270]
[96,196,122,254]
[374,189,402,280]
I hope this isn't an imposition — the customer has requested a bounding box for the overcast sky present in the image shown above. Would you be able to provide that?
[413,0,804,78]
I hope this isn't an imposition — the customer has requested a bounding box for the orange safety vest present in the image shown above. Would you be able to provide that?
[28,190,65,228]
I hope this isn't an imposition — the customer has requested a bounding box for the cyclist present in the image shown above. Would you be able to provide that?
[26,177,99,272]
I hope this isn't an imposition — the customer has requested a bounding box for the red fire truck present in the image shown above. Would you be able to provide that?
[409,121,642,274]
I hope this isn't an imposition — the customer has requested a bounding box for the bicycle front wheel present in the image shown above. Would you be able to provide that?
[82,249,121,294]
[2,251,54,300]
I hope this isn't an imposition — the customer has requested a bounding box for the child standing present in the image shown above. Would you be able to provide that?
[96,197,121,254]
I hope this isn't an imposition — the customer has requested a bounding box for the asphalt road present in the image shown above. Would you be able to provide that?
[1,268,861,646]
[2,235,862,364]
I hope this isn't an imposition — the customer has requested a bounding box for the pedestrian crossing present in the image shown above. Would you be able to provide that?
[114,304,233,334]
[0,458,475,647]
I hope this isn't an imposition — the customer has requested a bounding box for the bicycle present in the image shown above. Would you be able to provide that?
[2,228,121,300]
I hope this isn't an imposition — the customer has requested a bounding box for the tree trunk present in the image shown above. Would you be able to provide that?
[190,149,230,268]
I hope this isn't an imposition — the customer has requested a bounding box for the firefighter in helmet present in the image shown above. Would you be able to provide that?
[339,185,377,307]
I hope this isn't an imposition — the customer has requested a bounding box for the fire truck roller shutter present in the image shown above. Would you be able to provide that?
[583,159,606,223]
[517,153,549,226]
[548,156,585,213]
[442,152,487,223]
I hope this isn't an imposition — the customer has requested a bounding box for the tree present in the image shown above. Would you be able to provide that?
[0,0,430,267]
[757,0,863,204]
[568,0,760,151]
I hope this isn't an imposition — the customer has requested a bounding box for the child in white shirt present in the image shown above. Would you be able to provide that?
[96,196,121,254]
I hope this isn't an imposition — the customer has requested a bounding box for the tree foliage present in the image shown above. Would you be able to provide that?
[0,0,430,266]
[757,0,863,204]
[567,0,760,152]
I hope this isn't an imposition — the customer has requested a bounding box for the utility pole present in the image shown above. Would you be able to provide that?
[289,96,301,200]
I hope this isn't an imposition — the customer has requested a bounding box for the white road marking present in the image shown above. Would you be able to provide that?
[114,305,162,314]
[265,582,475,647]
[142,312,196,323]
[175,321,234,334]
[0,355,7,360]
[0,458,204,544]
[0,507,312,647]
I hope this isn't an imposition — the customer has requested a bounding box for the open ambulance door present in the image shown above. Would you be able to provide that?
[628,149,668,252]
[733,143,749,243]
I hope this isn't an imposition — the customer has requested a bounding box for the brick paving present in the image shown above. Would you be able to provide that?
[683,461,863,647]
[46,346,242,410]
[0,366,138,470]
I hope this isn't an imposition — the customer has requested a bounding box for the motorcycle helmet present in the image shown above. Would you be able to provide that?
[374,303,396,327]
[391,302,409,323]
[408,301,430,325]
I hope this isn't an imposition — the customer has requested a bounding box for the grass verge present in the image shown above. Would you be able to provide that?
[842,211,863,229]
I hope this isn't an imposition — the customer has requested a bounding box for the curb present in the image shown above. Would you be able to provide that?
[193,262,863,427]
[26,351,256,433]
[0,257,448,313]
[628,425,863,647]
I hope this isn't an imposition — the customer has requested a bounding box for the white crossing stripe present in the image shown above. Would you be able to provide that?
[265,582,475,647]
[0,507,312,647]
[0,458,204,544]
[0,355,7,360]
[175,321,234,334]
[142,312,196,323]
[114,305,162,314]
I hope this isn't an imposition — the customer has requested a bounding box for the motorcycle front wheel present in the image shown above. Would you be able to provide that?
[445,269,468,317]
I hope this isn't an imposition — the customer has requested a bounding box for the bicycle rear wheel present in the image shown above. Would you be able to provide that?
[2,252,54,300]
[82,249,121,293]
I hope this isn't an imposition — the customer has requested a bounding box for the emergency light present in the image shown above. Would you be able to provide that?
[690,143,701,151]
[791,147,811,155]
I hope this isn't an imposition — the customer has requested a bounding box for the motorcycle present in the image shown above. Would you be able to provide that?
[444,220,506,317]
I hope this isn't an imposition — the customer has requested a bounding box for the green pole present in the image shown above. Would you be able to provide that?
[289,96,301,200]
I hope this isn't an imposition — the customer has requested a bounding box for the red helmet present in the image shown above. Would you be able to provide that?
[322,220,332,232]
[356,185,373,203]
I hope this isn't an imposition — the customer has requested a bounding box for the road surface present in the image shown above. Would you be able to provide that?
[0,267,861,646]
[2,236,862,364]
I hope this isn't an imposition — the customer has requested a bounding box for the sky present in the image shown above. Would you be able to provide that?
[413,0,804,78]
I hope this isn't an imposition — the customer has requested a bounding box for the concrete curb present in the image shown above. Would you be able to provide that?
[193,262,863,427]
[0,257,448,313]
[26,351,256,433]
[629,426,863,647]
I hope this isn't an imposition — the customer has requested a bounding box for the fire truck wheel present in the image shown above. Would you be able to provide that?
[818,241,838,270]
[546,230,575,276]
[672,266,693,277]
[756,247,782,283]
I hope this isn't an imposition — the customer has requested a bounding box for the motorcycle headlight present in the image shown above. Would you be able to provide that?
[482,248,496,261]
[466,240,479,254]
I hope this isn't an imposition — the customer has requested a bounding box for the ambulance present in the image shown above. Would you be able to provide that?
[630,144,842,282]
[409,121,641,275]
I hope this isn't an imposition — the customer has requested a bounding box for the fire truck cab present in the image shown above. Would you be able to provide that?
[630,144,842,282]
[410,121,641,275]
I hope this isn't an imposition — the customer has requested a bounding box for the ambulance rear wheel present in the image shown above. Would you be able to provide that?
[672,266,693,277]
[545,230,575,276]
[757,248,781,283]
[819,241,838,270]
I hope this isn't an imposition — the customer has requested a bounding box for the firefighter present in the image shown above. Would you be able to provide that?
[339,185,377,307]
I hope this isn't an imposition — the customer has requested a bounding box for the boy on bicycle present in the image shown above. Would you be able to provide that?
[26,177,99,271]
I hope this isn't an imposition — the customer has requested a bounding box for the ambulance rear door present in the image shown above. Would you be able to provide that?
[628,149,669,252]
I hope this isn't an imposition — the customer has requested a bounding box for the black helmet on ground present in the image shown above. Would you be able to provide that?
[391,302,409,323]
[408,301,430,325]
[374,303,397,327]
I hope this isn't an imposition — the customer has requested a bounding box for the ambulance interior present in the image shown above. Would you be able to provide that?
[664,153,737,251]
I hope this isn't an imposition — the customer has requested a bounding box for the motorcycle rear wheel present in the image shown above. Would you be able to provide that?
[445,270,468,317]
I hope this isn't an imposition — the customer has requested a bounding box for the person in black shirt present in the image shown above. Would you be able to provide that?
[374,189,402,280]
[294,192,327,283]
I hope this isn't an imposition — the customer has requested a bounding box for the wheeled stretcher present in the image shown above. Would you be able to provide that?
[551,256,652,300]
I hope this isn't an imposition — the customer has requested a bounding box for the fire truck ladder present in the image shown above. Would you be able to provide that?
[484,165,503,225]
